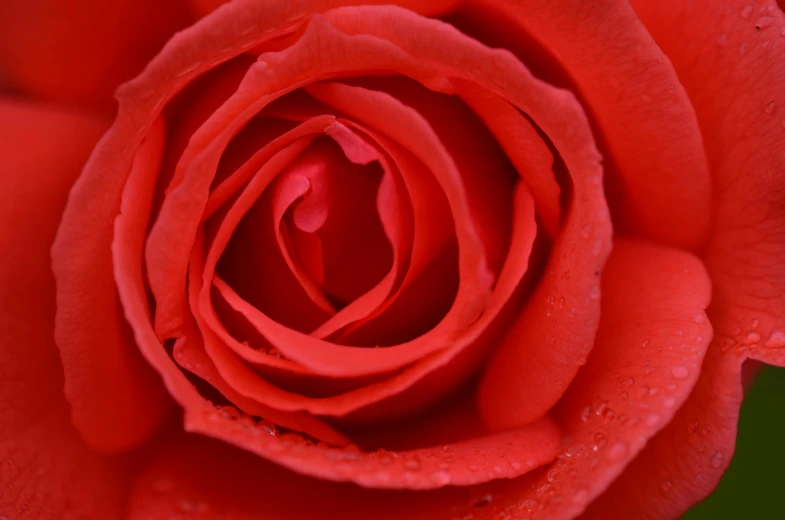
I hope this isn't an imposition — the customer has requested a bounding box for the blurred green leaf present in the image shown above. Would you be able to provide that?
[683,365,785,519]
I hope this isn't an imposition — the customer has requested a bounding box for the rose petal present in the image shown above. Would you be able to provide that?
[581,1,785,516]
[0,98,130,518]
[188,0,464,18]
[128,433,550,520]
[520,239,712,518]
[461,0,712,250]
[0,0,191,105]
[168,412,560,491]
[52,117,172,452]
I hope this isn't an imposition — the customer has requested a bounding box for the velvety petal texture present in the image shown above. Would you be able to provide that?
[0,99,130,519]
[583,1,785,517]
[24,0,785,517]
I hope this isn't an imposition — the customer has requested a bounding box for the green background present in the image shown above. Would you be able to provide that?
[683,365,785,519]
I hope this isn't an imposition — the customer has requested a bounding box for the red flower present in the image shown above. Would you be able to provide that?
[0,1,783,518]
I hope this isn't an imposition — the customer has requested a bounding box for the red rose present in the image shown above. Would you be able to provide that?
[1,1,783,519]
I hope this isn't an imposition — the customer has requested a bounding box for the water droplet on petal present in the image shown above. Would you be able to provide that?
[711,451,725,468]
[660,479,673,493]
[405,457,421,471]
[593,432,607,452]
[607,442,628,461]
[470,493,493,508]
[664,397,676,409]
[596,401,608,417]
[742,4,754,19]
[691,313,706,324]
[756,15,775,29]
[744,331,761,344]
[581,406,593,422]
[646,414,661,427]
[431,470,451,486]
[589,286,600,300]
[511,461,522,471]
[671,365,689,380]
[765,102,776,114]
[765,330,785,348]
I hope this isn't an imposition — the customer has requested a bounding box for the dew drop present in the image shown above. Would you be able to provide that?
[547,468,558,482]
[607,442,628,461]
[660,479,673,494]
[596,401,608,417]
[671,365,689,380]
[765,102,776,114]
[765,330,785,348]
[756,15,775,29]
[742,4,754,19]
[581,406,593,422]
[711,451,725,468]
[642,339,651,348]
[493,465,504,475]
[519,498,539,512]
[470,493,493,508]
[589,286,601,300]
[646,414,661,427]
[258,420,277,436]
[649,386,660,396]
[431,470,451,486]
[691,313,706,324]
[744,331,762,344]
[405,457,422,471]
[593,433,607,452]
[511,461,523,471]
[638,385,650,398]
[664,397,677,409]
[751,318,760,328]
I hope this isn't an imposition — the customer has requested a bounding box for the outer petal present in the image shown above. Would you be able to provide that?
[459,0,712,250]
[583,1,785,517]
[127,435,469,520]
[0,0,191,106]
[53,119,173,452]
[188,0,463,18]
[0,99,130,519]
